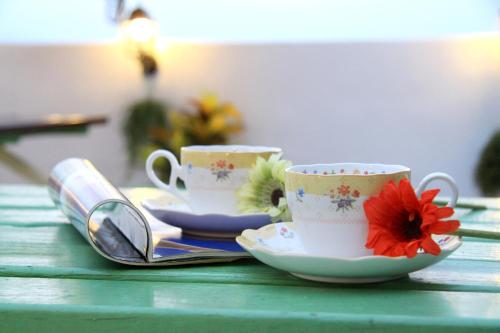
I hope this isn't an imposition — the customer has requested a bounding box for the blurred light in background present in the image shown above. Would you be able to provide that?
[118,6,161,77]
[119,8,159,52]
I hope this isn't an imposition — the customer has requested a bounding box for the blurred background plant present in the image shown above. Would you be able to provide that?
[123,93,244,180]
[114,2,244,181]
[475,129,500,196]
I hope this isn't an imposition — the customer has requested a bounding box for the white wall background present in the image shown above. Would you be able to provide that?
[0,37,499,195]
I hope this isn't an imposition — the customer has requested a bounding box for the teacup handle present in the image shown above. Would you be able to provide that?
[145,150,189,203]
[415,172,459,208]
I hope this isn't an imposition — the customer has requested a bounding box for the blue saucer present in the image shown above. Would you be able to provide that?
[142,197,272,238]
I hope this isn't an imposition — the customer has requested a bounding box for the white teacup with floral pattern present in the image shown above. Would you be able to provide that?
[285,163,458,258]
[146,145,282,215]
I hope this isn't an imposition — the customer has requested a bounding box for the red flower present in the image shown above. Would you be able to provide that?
[337,185,351,196]
[363,178,460,258]
[352,190,360,198]
[216,160,226,169]
[228,163,234,170]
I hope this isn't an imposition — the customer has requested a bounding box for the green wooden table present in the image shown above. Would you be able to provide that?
[0,185,498,332]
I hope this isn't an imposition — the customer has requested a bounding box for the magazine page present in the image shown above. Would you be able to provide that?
[123,188,248,262]
[48,158,251,266]
[48,158,153,264]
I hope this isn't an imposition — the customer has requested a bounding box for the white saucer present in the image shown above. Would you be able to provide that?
[236,222,462,283]
[142,195,272,238]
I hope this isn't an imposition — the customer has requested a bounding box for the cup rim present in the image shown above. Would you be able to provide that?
[285,163,411,177]
[181,145,282,154]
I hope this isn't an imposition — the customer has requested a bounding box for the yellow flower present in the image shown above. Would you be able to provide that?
[199,93,218,115]
[208,113,227,133]
[221,103,241,118]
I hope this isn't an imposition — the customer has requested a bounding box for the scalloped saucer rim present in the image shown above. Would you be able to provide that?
[236,222,462,283]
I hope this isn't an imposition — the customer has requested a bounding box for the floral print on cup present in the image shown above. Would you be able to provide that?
[296,187,305,202]
[210,160,234,181]
[330,185,360,212]
[279,226,294,239]
[299,168,382,175]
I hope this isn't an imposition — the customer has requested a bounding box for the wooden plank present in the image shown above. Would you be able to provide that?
[461,210,500,232]
[0,185,48,197]
[0,209,67,225]
[1,306,499,333]
[0,196,55,209]
[0,224,498,292]
[0,276,499,333]
[451,240,500,261]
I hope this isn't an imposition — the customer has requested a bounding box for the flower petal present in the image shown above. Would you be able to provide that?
[381,181,403,208]
[365,228,381,248]
[388,242,407,257]
[364,197,404,229]
[399,178,420,212]
[420,208,438,229]
[404,241,420,258]
[427,220,460,234]
[373,239,397,256]
[420,236,441,255]
[436,206,454,219]
[420,188,440,205]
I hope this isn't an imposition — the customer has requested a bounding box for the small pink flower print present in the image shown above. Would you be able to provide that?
[352,190,360,198]
[280,227,294,239]
[228,163,234,170]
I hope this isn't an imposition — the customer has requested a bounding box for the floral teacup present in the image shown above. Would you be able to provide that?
[146,145,282,215]
[285,163,458,258]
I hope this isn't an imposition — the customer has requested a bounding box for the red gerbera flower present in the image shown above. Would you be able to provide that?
[363,178,460,258]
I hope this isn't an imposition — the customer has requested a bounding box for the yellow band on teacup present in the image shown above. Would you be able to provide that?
[181,150,279,169]
[285,172,410,196]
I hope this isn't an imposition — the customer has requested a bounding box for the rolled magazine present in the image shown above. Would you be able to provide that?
[48,158,250,266]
